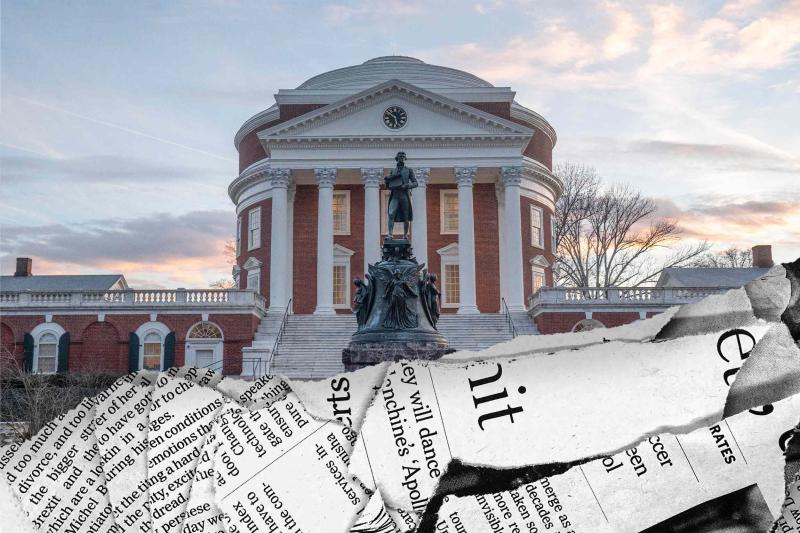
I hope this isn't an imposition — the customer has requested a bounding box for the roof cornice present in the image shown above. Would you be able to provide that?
[522,157,563,199]
[511,102,557,147]
[257,80,534,141]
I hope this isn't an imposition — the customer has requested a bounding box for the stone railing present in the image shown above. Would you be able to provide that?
[0,289,267,315]
[528,286,726,310]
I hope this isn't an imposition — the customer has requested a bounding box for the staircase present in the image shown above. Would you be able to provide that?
[264,312,535,379]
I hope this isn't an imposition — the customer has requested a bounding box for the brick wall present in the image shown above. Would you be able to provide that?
[464,102,511,119]
[293,185,319,314]
[521,196,556,296]
[236,198,272,299]
[534,310,663,334]
[473,183,501,312]
[426,184,458,314]
[0,313,257,375]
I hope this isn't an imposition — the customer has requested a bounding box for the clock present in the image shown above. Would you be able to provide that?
[382,106,407,129]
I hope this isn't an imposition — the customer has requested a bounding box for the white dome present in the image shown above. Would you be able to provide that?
[297,56,494,91]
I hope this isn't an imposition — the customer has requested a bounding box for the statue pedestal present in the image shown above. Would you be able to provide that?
[342,237,451,372]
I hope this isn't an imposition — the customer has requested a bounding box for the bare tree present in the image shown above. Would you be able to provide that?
[553,162,709,287]
[209,240,238,289]
[209,278,236,289]
[691,246,753,268]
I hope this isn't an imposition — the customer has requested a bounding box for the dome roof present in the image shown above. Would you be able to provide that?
[297,56,494,91]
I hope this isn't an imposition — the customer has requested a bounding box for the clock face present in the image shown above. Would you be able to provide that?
[382,106,408,129]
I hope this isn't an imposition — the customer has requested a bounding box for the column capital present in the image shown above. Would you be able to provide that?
[501,166,523,187]
[267,168,291,189]
[415,167,431,187]
[454,167,477,187]
[360,167,383,187]
[314,167,337,188]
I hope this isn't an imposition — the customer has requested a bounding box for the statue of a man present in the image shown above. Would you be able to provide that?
[385,151,417,239]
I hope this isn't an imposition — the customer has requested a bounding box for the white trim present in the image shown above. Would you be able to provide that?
[236,216,242,257]
[30,322,66,374]
[135,321,170,371]
[530,255,550,268]
[572,318,605,332]
[333,244,355,309]
[258,80,534,139]
[529,205,544,248]
[185,321,224,368]
[248,206,262,250]
[436,243,460,308]
[333,189,351,235]
[439,189,459,235]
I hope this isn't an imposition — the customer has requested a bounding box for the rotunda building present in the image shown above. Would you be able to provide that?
[230,56,561,316]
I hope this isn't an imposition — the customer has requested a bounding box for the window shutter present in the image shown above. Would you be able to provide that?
[57,332,70,373]
[164,332,176,370]
[128,332,140,373]
[23,333,34,372]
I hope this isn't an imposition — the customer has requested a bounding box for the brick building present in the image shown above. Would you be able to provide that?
[0,57,777,378]
[231,56,560,316]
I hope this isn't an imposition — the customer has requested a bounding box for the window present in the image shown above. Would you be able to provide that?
[36,332,58,373]
[530,205,543,248]
[440,190,459,234]
[443,263,460,306]
[532,267,545,294]
[332,244,354,308]
[247,271,260,294]
[333,264,348,307]
[550,214,557,253]
[572,319,605,333]
[188,322,222,339]
[236,216,242,257]
[333,190,350,235]
[142,332,163,371]
[248,207,261,250]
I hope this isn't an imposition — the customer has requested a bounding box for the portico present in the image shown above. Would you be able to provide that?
[230,61,561,317]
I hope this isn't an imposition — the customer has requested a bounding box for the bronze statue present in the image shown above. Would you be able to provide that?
[369,263,423,330]
[420,272,441,328]
[385,151,417,239]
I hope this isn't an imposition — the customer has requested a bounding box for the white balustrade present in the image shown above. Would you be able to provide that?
[528,286,725,310]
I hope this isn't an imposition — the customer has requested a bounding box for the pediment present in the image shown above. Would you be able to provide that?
[258,80,533,145]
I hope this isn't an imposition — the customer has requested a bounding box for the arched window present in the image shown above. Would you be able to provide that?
[572,319,605,333]
[142,332,163,370]
[188,322,222,339]
[186,322,223,369]
[35,332,58,373]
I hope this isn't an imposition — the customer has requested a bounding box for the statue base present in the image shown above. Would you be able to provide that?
[342,341,454,372]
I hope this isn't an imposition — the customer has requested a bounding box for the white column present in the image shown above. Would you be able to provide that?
[412,167,430,267]
[314,168,337,315]
[455,167,479,314]
[287,182,296,312]
[495,181,507,309]
[361,168,382,271]
[501,166,526,311]
[268,168,290,311]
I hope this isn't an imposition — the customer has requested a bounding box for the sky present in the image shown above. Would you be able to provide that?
[1,0,798,288]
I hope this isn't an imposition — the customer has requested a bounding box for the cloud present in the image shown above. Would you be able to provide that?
[641,1,800,78]
[625,139,800,173]
[0,210,234,274]
[652,196,800,251]
[0,155,218,184]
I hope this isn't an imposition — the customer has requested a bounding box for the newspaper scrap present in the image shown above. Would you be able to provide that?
[148,373,226,533]
[289,363,389,431]
[94,371,155,531]
[179,374,293,533]
[0,396,121,532]
[433,389,800,532]
[725,322,800,418]
[212,392,368,532]
[349,325,773,513]
[350,489,400,533]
